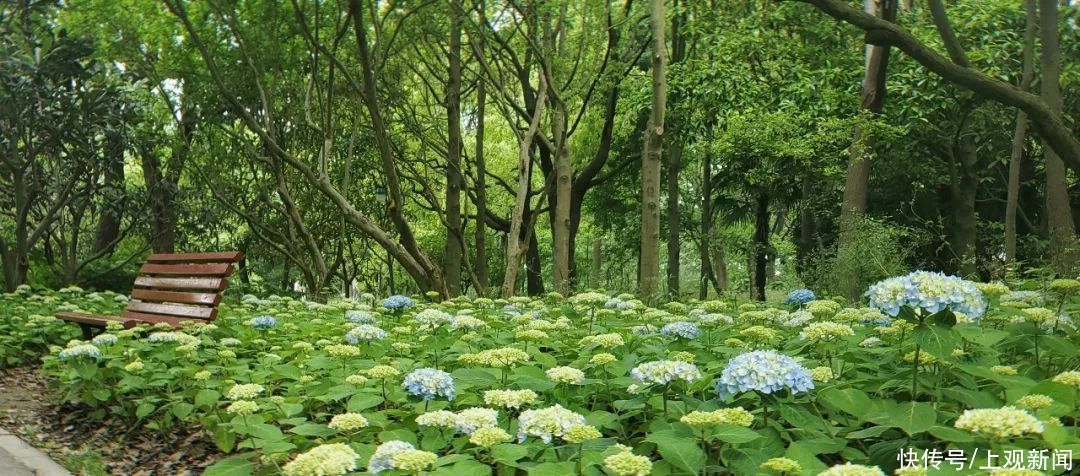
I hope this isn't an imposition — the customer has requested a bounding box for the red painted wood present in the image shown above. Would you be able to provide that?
[133,276,227,291]
[130,289,220,306]
[139,263,233,276]
[125,301,216,319]
[146,252,244,264]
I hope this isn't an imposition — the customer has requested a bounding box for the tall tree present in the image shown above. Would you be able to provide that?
[444,2,464,295]
[666,0,687,298]
[836,0,895,252]
[1039,0,1077,275]
[1005,0,1037,266]
[639,0,667,300]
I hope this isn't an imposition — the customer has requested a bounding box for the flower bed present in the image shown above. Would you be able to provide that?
[3,277,1079,475]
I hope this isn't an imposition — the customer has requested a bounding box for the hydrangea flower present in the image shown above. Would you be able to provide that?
[368,440,416,474]
[416,410,456,428]
[954,406,1044,439]
[590,353,618,365]
[226,400,259,415]
[715,350,814,399]
[1052,371,1080,390]
[327,413,369,432]
[818,463,886,476]
[785,289,816,306]
[58,344,101,360]
[91,334,118,346]
[1015,394,1054,410]
[453,407,499,434]
[604,446,653,476]
[282,443,358,476]
[450,315,486,330]
[760,457,802,475]
[697,313,734,326]
[227,383,265,400]
[580,333,625,348]
[391,449,438,472]
[382,295,415,311]
[562,424,602,443]
[517,404,587,443]
[345,324,386,343]
[345,310,376,324]
[415,308,451,327]
[798,322,854,342]
[630,360,702,386]
[402,368,455,401]
[251,315,277,330]
[865,271,986,319]
[680,408,754,427]
[659,321,701,340]
[483,389,538,409]
[469,427,511,447]
[546,366,586,385]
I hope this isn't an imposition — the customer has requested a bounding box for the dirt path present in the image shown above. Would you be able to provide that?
[0,366,222,475]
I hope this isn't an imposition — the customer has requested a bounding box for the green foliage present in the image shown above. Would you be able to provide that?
[806,217,914,301]
[0,282,1072,474]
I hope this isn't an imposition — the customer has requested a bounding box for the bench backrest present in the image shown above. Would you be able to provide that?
[123,252,244,326]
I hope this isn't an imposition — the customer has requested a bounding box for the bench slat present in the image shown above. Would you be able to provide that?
[133,276,226,291]
[55,312,136,328]
[146,252,244,264]
[125,301,216,319]
[119,312,192,327]
[130,289,221,306]
[139,263,233,276]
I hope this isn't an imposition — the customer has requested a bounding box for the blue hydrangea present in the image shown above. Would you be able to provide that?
[251,315,277,330]
[382,295,416,311]
[785,289,816,306]
[660,321,701,340]
[368,440,415,473]
[345,324,386,343]
[865,271,986,319]
[346,310,377,324]
[91,334,118,346]
[860,315,892,327]
[402,368,456,401]
[58,344,101,360]
[715,349,814,399]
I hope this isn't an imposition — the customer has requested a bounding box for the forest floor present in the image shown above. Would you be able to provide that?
[0,365,219,475]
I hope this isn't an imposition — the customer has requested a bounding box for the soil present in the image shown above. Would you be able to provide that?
[0,365,223,475]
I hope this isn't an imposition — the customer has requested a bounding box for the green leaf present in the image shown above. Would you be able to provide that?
[172,402,194,420]
[913,324,957,359]
[202,454,255,476]
[289,423,335,437]
[91,388,110,401]
[195,389,221,408]
[347,393,384,411]
[246,423,284,441]
[889,402,936,436]
[818,388,872,419]
[846,426,892,439]
[645,430,706,474]
[492,444,529,465]
[212,424,237,453]
[136,402,156,419]
[527,462,576,476]
[927,426,974,443]
[708,425,761,444]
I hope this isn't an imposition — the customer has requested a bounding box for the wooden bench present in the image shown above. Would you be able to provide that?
[56,252,244,339]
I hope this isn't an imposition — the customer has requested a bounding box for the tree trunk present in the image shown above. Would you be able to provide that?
[501,74,547,297]
[639,0,667,301]
[141,148,178,253]
[798,0,1080,176]
[713,243,728,292]
[665,1,686,300]
[1005,0,1037,266]
[92,131,126,254]
[551,104,572,295]
[953,144,979,277]
[444,5,464,296]
[526,232,545,296]
[752,193,769,301]
[837,0,896,240]
[1040,0,1077,275]
[590,237,601,290]
[473,77,490,295]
